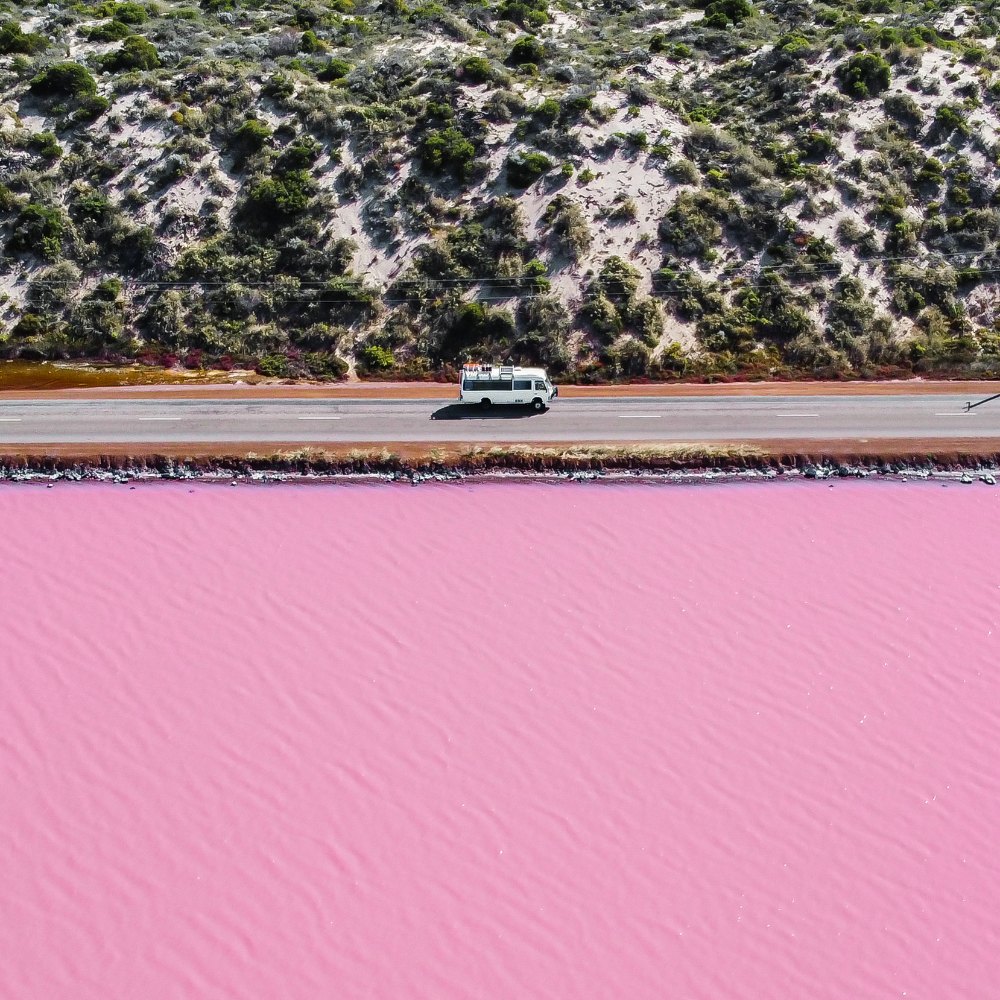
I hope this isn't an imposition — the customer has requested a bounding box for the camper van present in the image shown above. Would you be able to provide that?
[459,364,558,411]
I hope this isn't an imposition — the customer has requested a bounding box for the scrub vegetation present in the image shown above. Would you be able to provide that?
[3,0,1000,381]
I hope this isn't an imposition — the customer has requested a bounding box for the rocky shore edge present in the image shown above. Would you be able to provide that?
[2,445,1000,486]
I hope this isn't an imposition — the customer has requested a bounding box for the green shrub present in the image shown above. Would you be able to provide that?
[507,35,545,65]
[11,312,54,340]
[506,150,552,187]
[596,256,641,302]
[631,298,663,346]
[544,195,591,260]
[496,0,549,29]
[256,354,289,377]
[229,118,272,155]
[263,73,295,99]
[580,292,621,340]
[420,127,477,177]
[94,278,123,302]
[934,104,970,136]
[798,130,836,160]
[438,301,516,361]
[300,30,323,53]
[461,56,494,83]
[916,157,945,186]
[9,203,67,261]
[304,352,349,379]
[659,191,727,258]
[99,36,161,73]
[773,32,813,62]
[242,170,315,228]
[96,2,149,25]
[29,132,62,160]
[884,92,923,129]
[358,343,395,370]
[276,139,322,172]
[667,158,700,184]
[703,0,753,28]
[532,97,560,123]
[29,62,98,99]
[84,20,133,41]
[0,20,49,54]
[317,57,352,81]
[836,51,891,98]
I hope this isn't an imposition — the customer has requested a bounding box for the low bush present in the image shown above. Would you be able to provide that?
[9,203,67,261]
[28,132,62,160]
[934,104,970,137]
[317,57,352,81]
[256,354,290,377]
[0,20,49,54]
[96,2,148,25]
[659,190,731,258]
[358,343,395,370]
[883,92,923,130]
[703,0,753,29]
[543,195,591,260]
[495,0,550,29]
[420,127,478,178]
[29,62,98,100]
[507,35,545,66]
[99,36,161,73]
[84,20,132,42]
[437,301,517,361]
[241,170,316,229]
[229,118,272,157]
[836,51,891,99]
[506,150,552,187]
[460,56,494,84]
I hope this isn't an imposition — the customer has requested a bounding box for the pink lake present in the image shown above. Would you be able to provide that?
[2,481,1000,999]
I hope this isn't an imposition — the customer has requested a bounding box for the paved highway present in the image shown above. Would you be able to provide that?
[1,392,998,445]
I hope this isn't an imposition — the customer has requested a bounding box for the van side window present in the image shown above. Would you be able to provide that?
[534,381,546,391]
[512,379,532,390]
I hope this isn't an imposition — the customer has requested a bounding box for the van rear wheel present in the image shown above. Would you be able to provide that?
[531,398,545,412]
[480,398,491,407]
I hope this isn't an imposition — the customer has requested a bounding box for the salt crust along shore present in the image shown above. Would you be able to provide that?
[2,466,999,487]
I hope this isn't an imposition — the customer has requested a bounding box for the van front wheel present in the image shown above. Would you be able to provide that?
[531,398,545,412]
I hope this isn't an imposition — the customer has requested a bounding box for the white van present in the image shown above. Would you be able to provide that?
[459,364,558,411]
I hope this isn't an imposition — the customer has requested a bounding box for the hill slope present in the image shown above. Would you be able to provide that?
[2,0,1000,381]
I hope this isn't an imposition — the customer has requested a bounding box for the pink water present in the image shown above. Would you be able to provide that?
[2,482,999,999]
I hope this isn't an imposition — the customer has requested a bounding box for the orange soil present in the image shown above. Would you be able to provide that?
[3,379,1000,402]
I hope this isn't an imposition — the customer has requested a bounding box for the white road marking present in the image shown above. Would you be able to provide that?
[297,415,342,420]
[784,413,820,417]
[0,417,22,422]
[935,412,969,416]
[618,414,662,419]
[137,416,182,421]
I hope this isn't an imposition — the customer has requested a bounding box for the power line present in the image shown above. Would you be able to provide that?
[21,246,996,289]
[15,250,999,313]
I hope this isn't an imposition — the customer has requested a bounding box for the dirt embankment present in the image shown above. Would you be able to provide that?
[3,440,1000,477]
[3,379,1000,402]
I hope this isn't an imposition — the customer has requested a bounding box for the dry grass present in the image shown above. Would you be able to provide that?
[460,443,769,463]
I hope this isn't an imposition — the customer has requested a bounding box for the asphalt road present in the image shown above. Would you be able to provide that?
[1,392,998,445]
